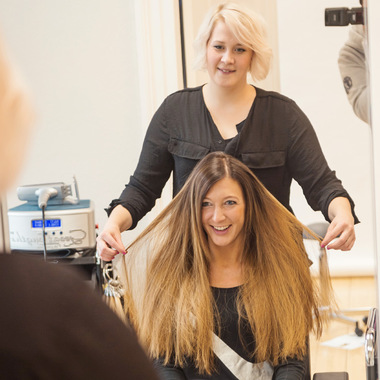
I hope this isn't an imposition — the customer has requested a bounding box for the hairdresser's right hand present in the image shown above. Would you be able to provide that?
[96,205,133,261]
[97,224,125,261]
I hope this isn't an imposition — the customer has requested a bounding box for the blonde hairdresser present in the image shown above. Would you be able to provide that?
[99,2,357,263]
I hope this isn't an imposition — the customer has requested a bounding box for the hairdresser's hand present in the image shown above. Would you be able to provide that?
[321,197,355,251]
[97,224,126,261]
[96,205,132,261]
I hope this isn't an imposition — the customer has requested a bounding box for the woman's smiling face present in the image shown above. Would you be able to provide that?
[201,176,245,255]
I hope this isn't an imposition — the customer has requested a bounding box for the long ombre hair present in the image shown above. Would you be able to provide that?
[117,152,331,374]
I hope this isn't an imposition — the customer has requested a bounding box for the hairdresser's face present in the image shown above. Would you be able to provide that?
[206,21,253,89]
[202,177,245,255]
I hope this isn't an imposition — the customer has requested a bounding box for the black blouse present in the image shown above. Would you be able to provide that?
[107,86,358,229]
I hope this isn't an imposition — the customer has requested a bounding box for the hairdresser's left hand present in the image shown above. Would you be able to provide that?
[321,197,355,251]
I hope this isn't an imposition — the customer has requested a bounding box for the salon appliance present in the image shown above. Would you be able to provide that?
[7,178,96,254]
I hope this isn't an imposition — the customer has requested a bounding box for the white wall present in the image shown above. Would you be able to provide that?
[0,1,142,228]
[277,0,375,276]
[0,1,182,246]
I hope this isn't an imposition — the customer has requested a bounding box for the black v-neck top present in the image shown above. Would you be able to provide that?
[153,285,308,379]
[211,286,255,360]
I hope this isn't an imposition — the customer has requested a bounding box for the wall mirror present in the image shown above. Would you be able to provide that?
[181,1,379,378]
[181,0,374,276]
[0,0,379,378]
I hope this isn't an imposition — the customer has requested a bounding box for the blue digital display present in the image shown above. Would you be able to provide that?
[32,219,61,228]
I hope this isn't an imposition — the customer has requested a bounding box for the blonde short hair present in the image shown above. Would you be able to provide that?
[193,2,272,82]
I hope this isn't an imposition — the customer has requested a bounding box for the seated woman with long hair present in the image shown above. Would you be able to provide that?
[115,151,331,380]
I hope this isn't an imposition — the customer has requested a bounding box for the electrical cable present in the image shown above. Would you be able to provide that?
[36,187,58,262]
[41,205,47,262]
